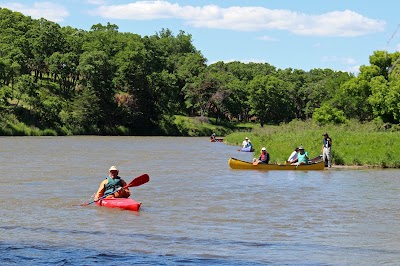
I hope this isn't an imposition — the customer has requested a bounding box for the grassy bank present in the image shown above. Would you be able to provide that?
[223,120,400,168]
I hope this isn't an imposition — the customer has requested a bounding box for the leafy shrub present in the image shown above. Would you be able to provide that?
[313,104,348,125]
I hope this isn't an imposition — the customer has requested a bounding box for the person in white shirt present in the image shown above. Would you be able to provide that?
[242,137,251,148]
[287,147,299,163]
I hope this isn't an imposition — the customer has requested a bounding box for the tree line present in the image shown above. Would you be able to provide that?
[0,8,399,135]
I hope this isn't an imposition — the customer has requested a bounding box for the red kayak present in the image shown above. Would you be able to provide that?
[95,198,142,211]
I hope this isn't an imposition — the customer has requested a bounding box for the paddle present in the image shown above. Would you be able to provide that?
[253,160,259,165]
[80,173,149,206]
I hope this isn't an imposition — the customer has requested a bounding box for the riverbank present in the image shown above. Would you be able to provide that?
[222,120,400,168]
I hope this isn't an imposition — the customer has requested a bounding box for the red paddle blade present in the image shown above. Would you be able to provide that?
[126,174,149,188]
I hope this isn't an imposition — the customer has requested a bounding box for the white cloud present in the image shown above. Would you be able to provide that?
[257,35,278,42]
[90,1,385,37]
[86,0,107,5]
[346,65,361,75]
[320,56,360,74]
[1,2,68,22]
[321,56,357,65]
[313,42,321,48]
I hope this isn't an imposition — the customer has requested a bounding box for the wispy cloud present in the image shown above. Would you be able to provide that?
[313,42,321,48]
[257,35,278,42]
[321,56,360,74]
[1,2,68,22]
[85,0,107,5]
[346,65,361,75]
[321,56,357,65]
[90,1,385,37]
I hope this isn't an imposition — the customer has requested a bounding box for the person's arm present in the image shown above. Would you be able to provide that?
[114,179,131,198]
[94,179,107,200]
[288,151,295,161]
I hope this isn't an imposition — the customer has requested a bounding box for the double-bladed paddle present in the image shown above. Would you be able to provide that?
[80,173,149,206]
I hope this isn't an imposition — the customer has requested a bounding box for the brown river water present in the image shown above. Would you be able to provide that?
[1,136,400,265]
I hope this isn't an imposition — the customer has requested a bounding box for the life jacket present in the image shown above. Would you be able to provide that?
[104,176,123,195]
[260,152,269,162]
[297,152,309,164]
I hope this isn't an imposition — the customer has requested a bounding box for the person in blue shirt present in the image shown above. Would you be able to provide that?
[291,146,309,165]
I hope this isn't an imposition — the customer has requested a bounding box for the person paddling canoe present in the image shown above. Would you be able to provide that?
[253,147,270,164]
[94,166,131,201]
[210,132,216,140]
[290,146,309,165]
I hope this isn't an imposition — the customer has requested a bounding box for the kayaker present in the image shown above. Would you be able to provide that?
[254,147,270,164]
[94,166,131,201]
[291,146,309,165]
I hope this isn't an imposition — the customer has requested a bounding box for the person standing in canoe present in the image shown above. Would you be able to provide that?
[322,132,332,168]
[290,146,309,165]
[94,166,131,201]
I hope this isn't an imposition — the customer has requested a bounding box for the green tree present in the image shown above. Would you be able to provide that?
[334,77,372,121]
[312,103,347,125]
[248,75,292,126]
[76,50,116,129]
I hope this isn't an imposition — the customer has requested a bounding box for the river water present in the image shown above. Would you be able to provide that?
[1,136,399,265]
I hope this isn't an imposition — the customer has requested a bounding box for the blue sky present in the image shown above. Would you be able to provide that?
[1,0,399,74]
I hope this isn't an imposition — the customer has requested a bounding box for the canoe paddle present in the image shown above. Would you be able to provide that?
[80,173,149,206]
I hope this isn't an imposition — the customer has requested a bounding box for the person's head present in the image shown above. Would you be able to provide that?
[261,147,267,153]
[323,132,329,138]
[295,147,299,152]
[245,137,249,141]
[109,165,119,178]
[298,146,305,153]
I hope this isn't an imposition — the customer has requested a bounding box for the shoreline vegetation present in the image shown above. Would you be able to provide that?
[1,114,400,168]
[221,119,400,169]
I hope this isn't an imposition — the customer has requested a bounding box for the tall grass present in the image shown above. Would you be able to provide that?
[0,114,59,136]
[224,120,400,167]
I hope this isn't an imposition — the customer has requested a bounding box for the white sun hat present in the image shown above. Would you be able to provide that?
[109,166,119,171]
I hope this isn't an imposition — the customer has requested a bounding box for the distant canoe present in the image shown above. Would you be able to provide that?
[210,138,224,142]
[239,146,254,152]
[228,157,325,170]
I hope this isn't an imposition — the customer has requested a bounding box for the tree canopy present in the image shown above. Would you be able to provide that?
[0,8,399,135]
